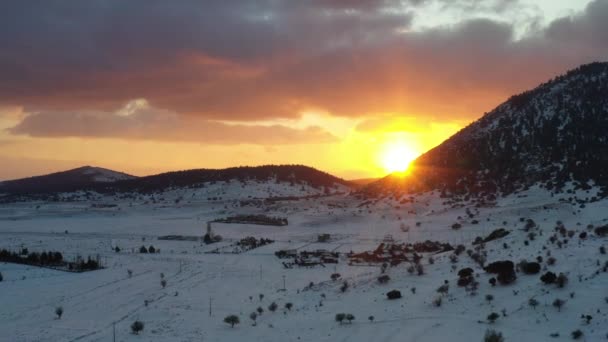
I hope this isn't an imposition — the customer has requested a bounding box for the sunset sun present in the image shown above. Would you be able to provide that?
[380,141,419,174]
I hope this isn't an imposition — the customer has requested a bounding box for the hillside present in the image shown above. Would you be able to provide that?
[0,166,135,195]
[366,62,608,202]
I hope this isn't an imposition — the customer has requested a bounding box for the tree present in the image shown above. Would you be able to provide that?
[259,293,264,301]
[387,290,402,300]
[556,273,568,288]
[485,294,494,304]
[484,329,504,342]
[139,246,148,253]
[528,298,539,310]
[571,329,583,340]
[148,245,156,253]
[257,306,264,315]
[345,314,355,323]
[161,279,167,288]
[224,315,240,328]
[487,312,499,324]
[335,313,346,324]
[128,269,133,278]
[285,302,293,311]
[131,320,144,334]
[0,272,3,282]
[552,298,565,312]
[368,315,375,323]
[268,302,278,312]
[249,312,257,326]
[55,306,63,319]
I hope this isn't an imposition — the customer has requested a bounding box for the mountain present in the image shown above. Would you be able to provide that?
[0,166,136,195]
[101,165,351,194]
[365,62,608,201]
[0,165,352,200]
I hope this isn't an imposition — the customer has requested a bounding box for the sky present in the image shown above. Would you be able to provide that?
[0,0,605,181]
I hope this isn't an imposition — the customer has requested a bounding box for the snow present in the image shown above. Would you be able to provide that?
[1,183,607,341]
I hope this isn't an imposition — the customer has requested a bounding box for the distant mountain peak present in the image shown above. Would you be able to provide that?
[366,62,608,200]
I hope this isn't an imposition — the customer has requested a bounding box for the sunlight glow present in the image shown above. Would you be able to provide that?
[380,140,418,174]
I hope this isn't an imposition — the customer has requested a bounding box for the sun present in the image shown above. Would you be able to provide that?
[380,141,418,174]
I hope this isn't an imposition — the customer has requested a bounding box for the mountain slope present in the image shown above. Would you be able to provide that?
[0,166,136,195]
[0,165,352,200]
[366,62,608,200]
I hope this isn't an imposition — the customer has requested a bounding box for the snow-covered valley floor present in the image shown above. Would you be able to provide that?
[1,186,607,342]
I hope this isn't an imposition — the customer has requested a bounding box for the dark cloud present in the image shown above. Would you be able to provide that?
[0,0,607,127]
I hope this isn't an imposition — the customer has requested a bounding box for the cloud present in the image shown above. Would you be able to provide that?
[8,100,337,145]
[0,0,606,124]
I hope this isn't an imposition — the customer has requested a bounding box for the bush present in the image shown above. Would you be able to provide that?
[377,275,390,284]
[131,320,144,334]
[487,312,499,323]
[541,271,557,284]
[484,329,505,342]
[485,261,516,285]
[452,223,462,230]
[519,261,541,275]
[387,290,402,300]
[331,273,341,281]
[556,273,568,288]
[552,298,565,312]
[224,315,240,328]
[55,306,63,319]
[345,314,355,323]
[571,329,583,340]
[335,313,346,324]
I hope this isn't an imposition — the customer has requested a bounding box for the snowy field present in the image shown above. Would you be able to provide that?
[1,183,607,342]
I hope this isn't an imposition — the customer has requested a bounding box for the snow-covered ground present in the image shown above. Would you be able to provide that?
[1,182,607,342]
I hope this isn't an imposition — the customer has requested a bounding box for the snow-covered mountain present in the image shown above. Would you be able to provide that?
[366,62,608,201]
[0,165,353,203]
[0,166,136,195]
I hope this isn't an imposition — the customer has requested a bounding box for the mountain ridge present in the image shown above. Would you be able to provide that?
[365,62,608,201]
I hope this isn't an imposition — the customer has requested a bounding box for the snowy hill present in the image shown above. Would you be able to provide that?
[0,165,353,204]
[0,166,136,195]
[366,62,608,201]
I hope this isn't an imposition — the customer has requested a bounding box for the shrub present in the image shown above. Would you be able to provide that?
[368,315,374,323]
[484,329,505,342]
[528,298,539,310]
[268,302,278,312]
[552,298,565,312]
[571,329,583,340]
[340,281,349,293]
[485,261,516,285]
[541,271,557,284]
[458,268,474,278]
[452,223,462,230]
[139,246,148,253]
[487,312,499,323]
[387,290,402,300]
[433,296,442,307]
[335,313,346,324]
[224,315,240,328]
[377,275,390,284]
[55,306,63,319]
[161,279,167,288]
[285,302,293,311]
[131,320,144,334]
[600,246,606,254]
[249,312,257,325]
[519,261,541,275]
[345,314,355,323]
[556,273,568,288]
[257,306,264,315]
[331,273,341,281]
[437,284,449,295]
